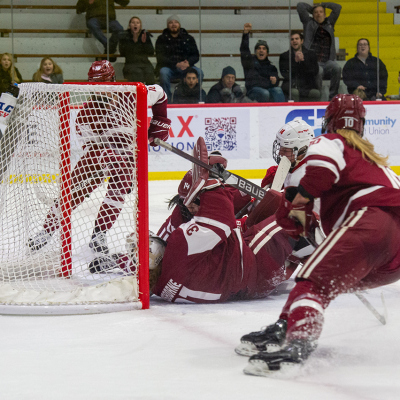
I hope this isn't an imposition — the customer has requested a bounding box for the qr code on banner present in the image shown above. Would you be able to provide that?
[204,117,237,151]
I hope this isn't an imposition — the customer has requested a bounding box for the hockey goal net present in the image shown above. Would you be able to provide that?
[0,82,149,314]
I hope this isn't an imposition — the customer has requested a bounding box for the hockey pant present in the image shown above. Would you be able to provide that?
[44,146,134,233]
[278,207,400,343]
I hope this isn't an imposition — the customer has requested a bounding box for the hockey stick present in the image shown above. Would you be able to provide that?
[355,292,387,325]
[234,157,291,219]
[271,156,291,191]
[154,138,267,201]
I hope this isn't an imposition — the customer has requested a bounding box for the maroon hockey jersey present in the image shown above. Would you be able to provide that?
[153,186,293,303]
[75,84,167,151]
[296,133,400,234]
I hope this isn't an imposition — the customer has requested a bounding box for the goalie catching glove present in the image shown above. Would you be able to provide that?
[184,137,226,206]
[148,116,171,147]
[275,187,315,240]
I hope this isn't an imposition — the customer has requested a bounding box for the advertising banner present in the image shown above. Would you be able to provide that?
[148,107,251,159]
[66,102,400,178]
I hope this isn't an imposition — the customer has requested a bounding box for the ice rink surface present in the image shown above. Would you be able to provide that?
[1,180,399,400]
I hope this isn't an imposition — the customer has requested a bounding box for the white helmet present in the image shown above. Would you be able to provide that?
[149,233,166,270]
[272,118,315,165]
[125,231,166,270]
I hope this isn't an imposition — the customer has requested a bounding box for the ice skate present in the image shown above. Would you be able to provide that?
[27,229,54,251]
[89,230,109,254]
[89,254,121,273]
[243,339,316,377]
[235,319,287,356]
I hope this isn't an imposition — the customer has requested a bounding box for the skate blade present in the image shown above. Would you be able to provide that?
[235,342,281,357]
[244,360,300,377]
[235,343,258,357]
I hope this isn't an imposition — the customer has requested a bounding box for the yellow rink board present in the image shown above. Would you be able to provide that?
[8,167,400,184]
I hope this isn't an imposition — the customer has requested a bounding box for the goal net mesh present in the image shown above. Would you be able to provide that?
[0,82,148,311]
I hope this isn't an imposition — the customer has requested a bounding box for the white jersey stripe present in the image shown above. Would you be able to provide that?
[290,299,324,315]
[379,165,400,189]
[332,186,382,230]
[193,216,231,238]
[233,228,245,282]
[299,208,367,279]
[306,159,340,183]
[253,226,283,255]
[248,221,277,247]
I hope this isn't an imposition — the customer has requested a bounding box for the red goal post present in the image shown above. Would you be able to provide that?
[0,82,150,314]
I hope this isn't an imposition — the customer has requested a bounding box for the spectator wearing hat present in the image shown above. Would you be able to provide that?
[155,14,204,102]
[172,67,206,104]
[240,23,285,103]
[206,66,248,103]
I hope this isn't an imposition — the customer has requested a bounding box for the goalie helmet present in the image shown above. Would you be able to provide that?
[272,118,315,165]
[88,60,116,82]
[149,233,166,270]
[322,94,366,136]
[124,232,166,270]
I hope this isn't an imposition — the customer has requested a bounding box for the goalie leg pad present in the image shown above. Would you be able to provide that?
[246,189,282,228]
[184,137,222,206]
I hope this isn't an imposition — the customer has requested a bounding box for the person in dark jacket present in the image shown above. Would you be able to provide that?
[155,15,204,101]
[297,2,342,100]
[279,31,320,102]
[119,16,155,84]
[206,66,248,103]
[0,53,22,95]
[343,38,388,100]
[172,67,206,104]
[240,23,285,103]
[76,0,129,55]
[32,57,64,84]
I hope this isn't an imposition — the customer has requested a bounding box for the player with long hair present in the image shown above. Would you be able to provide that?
[239,94,400,376]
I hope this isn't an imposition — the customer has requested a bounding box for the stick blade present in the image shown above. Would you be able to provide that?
[271,156,291,191]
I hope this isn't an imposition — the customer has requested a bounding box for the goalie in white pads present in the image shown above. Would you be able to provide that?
[28,60,171,254]
[239,94,400,377]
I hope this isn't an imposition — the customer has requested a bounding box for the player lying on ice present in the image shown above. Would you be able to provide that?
[28,60,171,255]
[237,94,400,377]
[93,135,319,303]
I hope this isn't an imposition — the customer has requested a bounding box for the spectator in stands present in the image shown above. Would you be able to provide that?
[155,15,204,102]
[32,57,64,84]
[0,53,22,95]
[343,38,388,100]
[76,0,129,58]
[119,16,155,84]
[206,66,249,103]
[279,31,320,102]
[240,23,285,103]
[172,67,206,104]
[297,2,342,100]
[387,72,400,100]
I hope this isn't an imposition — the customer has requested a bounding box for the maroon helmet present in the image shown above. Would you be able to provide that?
[88,60,116,82]
[322,94,366,136]
[178,170,193,199]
